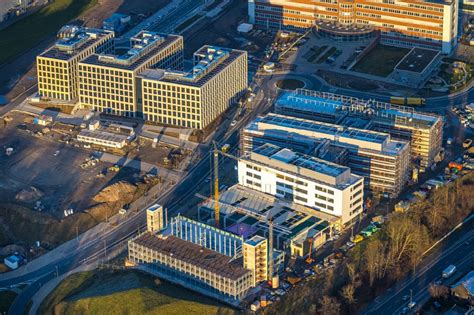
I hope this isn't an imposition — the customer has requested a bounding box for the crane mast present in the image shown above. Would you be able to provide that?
[213,144,220,228]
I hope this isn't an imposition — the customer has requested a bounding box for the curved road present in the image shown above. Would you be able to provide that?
[1,67,473,314]
[261,71,474,110]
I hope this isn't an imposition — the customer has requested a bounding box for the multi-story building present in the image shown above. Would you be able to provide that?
[128,214,254,305]
[275,89,443,170]
[146,204,164,232]
[249,0,458,53]
[238,143,365,224]
[241,113,411,198]
[139,45,248,129]
[78,31,183,117]
[243,235,268,285]
[37,25,114,103]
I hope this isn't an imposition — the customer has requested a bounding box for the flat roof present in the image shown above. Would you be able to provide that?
[275,90,441,128]
[80,33,181,71]
[315,20,374,35]
[245,235,267,247]
[78,129,128,143]
[253,143,349,178]
[259,114,389,145]
[245,117,408,156]
[40,26,112,61]
[132,233,250,280]
[395,47,440,73]
[147,204,162,212]
[140,45,245,87]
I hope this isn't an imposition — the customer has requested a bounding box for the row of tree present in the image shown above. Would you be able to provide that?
[263,172,474,315]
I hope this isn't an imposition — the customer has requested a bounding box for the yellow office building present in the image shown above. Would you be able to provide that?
[37,25,114,103]
[78,31,183,117]
[139,45,248,129]
[243,235,268,286]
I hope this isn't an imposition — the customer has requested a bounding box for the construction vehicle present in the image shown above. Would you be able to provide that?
[305,238,315,264]
[221,143,231,153]
[108,165,120,172]
[353,234,364,244]
[448,161,463,171]
[390,96,425,107]
[463,138,473,148]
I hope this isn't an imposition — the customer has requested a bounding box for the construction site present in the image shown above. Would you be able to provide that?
[127,143,343,309]
[0,111,183,252]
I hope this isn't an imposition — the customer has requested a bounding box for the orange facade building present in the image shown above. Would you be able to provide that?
[248,0,458,53]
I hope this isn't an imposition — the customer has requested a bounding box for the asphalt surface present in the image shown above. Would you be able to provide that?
[1,67,273,315]
[261,72,474,110]
[362,215,474,315]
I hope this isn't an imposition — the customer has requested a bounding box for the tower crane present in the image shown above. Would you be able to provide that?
[208,145,295,282]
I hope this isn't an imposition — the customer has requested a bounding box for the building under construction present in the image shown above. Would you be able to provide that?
[275,89,443,170]
[128,205,284,306]
[198,184,336,252]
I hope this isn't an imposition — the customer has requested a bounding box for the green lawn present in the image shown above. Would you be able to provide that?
[352,45,410,77]
[40,270,235,315]
[0,0,97,65]
[0,291,18,314]
[317,46,337,64]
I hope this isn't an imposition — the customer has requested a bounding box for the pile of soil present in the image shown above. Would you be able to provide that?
[93,181,136,203]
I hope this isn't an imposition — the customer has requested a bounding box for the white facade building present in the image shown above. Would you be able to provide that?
[238,144,364,225]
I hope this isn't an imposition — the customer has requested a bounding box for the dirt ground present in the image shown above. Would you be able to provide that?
[0,112,144,218]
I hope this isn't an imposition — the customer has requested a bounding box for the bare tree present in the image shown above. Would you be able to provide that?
[319,295,341,315]
[341,284,356,305]
[429,284,450,300]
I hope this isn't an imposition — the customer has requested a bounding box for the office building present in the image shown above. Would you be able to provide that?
[275,89,443,170]
[243,235,268,285]
[78,31,183,117]
[147,204,164,232]
[139,45,248,129]
[238,144,365,225]
[37,25,114,103]
[241,113,411,197]
[249,0,458,53]
[392,47,441,87]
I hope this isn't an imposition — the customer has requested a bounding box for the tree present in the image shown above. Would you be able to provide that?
[319,295,341,315]
[429,284,450,300]
[365,239,385,286]
[341,284,356,305]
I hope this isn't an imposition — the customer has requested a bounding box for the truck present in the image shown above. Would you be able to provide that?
[390,97,426,107]
[448,161,463,171]
[221,144,231,153]
[463,139,473,149]
[442,264,456,278]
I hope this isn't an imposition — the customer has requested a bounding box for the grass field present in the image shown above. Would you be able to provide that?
[40,270,235,315]
[352,45,410,77]
[0,0,97,65]
[0,290,18,314]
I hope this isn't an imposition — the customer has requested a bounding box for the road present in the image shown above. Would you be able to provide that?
[261,72,474,110]
[1,59,276,315]
[362,215,474,315]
